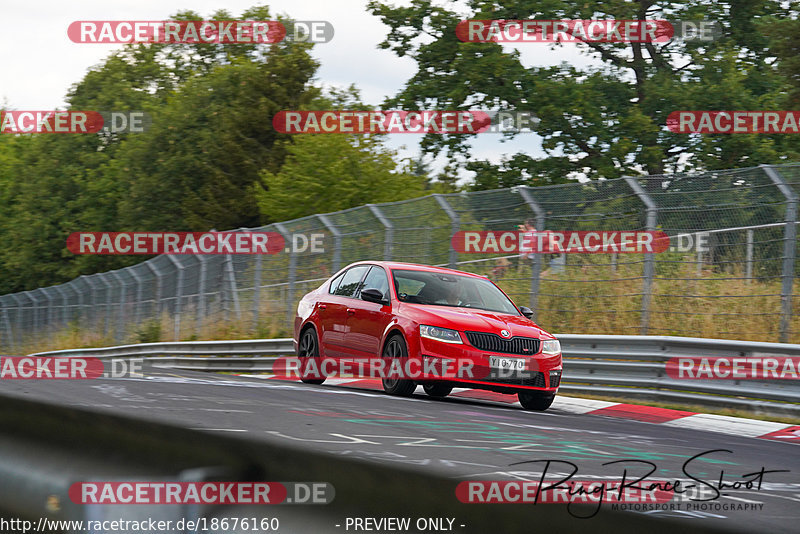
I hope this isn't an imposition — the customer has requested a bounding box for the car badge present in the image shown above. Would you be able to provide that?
[500,329,511,338]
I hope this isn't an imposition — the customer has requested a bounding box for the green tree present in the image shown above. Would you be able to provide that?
[367,0,800,186]
[0,5,320,292]
[254,133,426,221]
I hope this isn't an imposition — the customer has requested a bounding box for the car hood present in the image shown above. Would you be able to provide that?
[399,303,554,339]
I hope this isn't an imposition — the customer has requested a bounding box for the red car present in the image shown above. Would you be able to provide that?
[293,261,562,411]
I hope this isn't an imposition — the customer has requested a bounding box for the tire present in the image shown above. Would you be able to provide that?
[423,383,453,398]
[298,327,326,385]
[381,334,416,396]
[518,391,555,411]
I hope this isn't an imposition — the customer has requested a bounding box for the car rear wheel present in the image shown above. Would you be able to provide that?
[423,383,453,398]
[298,327,326,385]
[381,334,416,396]
[518,391,555,411]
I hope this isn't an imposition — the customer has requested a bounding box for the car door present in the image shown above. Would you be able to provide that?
[345,265,394,359]
[317,265,370,358]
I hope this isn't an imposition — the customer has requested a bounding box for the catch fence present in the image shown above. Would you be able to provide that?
[3,163,800,350]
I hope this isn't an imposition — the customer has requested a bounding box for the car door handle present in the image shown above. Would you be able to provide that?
[318,304,327,310]
[346,308,356,315]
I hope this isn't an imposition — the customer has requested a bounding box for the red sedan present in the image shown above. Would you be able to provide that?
[293,261,562,410]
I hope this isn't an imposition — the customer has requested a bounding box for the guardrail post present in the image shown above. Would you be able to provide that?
[367,204,394,260]
[761,164,798,342]
[167,256,184,340]
[434,194,459,269]
[624,176,658,335]
[317,214,342,273]
[518,186,546,320]
[275,223,296,330]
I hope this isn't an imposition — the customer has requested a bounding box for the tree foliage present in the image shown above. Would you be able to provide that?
[367,0,800,187]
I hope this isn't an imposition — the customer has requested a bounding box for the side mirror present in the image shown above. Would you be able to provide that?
[519,306,534,319]
[361,288,388,305]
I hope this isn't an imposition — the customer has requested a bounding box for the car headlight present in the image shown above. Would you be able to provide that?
[541,339,561,355]
[420,325,463,344]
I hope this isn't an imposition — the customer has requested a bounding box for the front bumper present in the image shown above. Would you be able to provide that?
[417,336,562,392]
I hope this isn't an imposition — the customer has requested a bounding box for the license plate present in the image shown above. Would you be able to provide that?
[489,356,526,371]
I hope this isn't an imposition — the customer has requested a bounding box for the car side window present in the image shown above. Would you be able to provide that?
[360,266,390,300]
[331,265,369,297]
[328,271,346,294]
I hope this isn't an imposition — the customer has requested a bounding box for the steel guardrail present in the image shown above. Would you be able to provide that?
[28,335,800,418]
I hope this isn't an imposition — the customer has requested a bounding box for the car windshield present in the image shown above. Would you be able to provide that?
[391,269,520,315]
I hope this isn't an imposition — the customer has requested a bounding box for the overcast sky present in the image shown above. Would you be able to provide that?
[1,0,599,180]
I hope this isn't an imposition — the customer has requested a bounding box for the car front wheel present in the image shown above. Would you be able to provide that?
[381,334,416,396]
[423,383,453,398]
[518,391,555,411]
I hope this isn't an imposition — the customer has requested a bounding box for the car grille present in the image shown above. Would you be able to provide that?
[465,331,540,355]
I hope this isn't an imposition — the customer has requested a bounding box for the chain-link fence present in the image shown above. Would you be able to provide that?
[3,163,800,352]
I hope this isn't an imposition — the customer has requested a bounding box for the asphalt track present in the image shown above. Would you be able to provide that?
[1,365,798,533]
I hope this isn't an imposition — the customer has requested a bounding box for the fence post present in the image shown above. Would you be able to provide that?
[167,256,185,340]
[746,229,754,283]
[223,254,241,322]
[129,268,144,329]
[196,256,208,335]
[367,204,394,260]
[317,214,342,274]
[275,223,296,331]
[434,194,459,269]
[83,275,103,331]
[10,293,23,348]
[0,297,14,353]
[624,176,658,335]
[518,187,547,320]
[145,262,162,321]
[97,276,113,338]
[761,164,798,343]
[253,250,262,332]
[54,286,68,327]
[41,287,56,334]
[110,271,126,343]
[28,290,42,336]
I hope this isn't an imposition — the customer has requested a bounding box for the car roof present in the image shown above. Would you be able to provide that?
[348,261,489,280]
